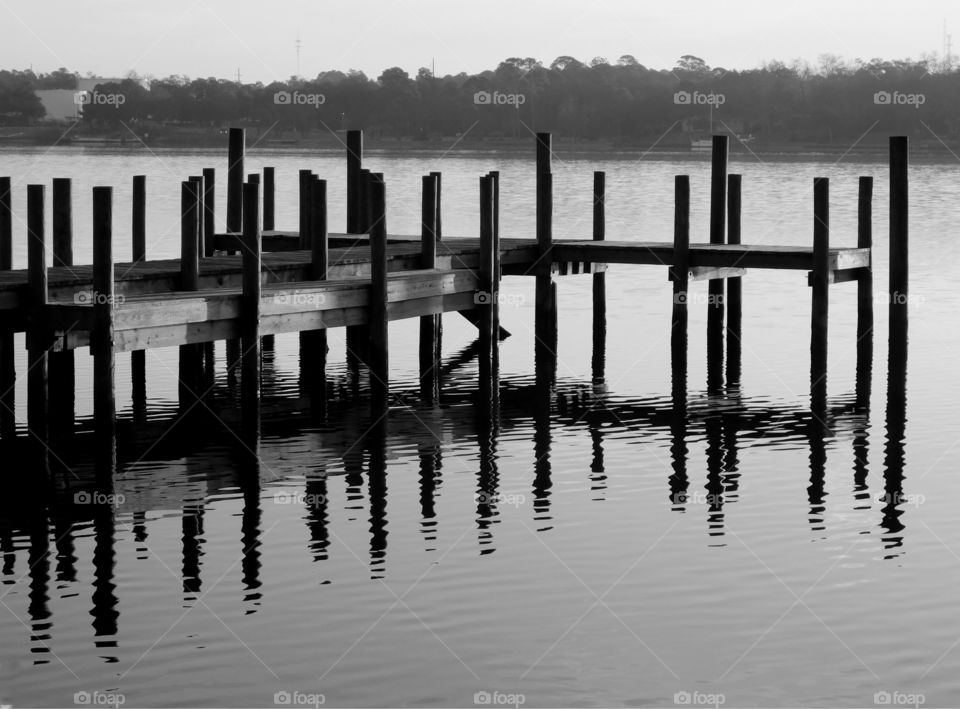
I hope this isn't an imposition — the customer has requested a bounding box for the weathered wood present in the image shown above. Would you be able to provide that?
[299,170,312,250]
[368,175,389,411]
[132,175,146,262]
[419,174,439,403]
[226,128,244,235]
[28,185,47,309]
[889,136,908,342]
[478,174,496,389]
[241,180,261,443]
[707,135,728,385]
[811,177,829,412]
[430,171,442,241]
[92,186,116,473]
[856,175,874,409]
[489,170,501,372]
[347,130,363,234]
[311,179,328,280]
[202,168,215,257]
[535,159,554,359]
[52,178,73,268]
[180,181,200,291]
[592,170,606,381]
[263,167,275,232]
[536,132,552,175]
[26,185,48,455]
[189,175,206,259]
[726,173,742,385]
[0,176,14,440]
[301,177,328,401]
[672,175,690,366]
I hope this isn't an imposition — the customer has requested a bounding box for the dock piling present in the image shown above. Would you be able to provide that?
[0,177,14,441]
[856,176,874,409]
[535,132,555,370]
[368,175,389,414]
[92,186,116,474]
[726,173,742,385]
[889,137,909,349]
[26,185,49,457]
[241,180,261,448]
[478,174,497,397]
[299,169,312,249]
[263,167,275,232]
[592,171,606,382]
[51,178,76,438]
[707,135,728,390]
[811,177,830,414]
[419,174,439,403]
[202,168,215,257]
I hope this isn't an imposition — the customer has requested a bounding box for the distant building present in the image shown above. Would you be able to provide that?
[35,89,81,122]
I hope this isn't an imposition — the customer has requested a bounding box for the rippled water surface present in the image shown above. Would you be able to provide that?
[1,144,959,707]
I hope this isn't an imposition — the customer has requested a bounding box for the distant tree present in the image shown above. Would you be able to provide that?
[550,55,584,71]
[617,55,639,66]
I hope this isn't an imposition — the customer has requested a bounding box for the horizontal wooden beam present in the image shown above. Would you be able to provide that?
[669,266,748,282]
[806,267,870,286]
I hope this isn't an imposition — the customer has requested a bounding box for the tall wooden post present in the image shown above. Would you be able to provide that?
[202,168,215,257]
[0,177,14,440]
[368,175,389,414]
[429,170,443,363]
[478,175,496,397]
[303,177,328,407]
[92,186,116,474]
[811,177,830,414]
[672,175,691,389]
[179,181,202,414]
[241,181,261,450]
[347,130,363,233]
[419,174,439,403]
[227,128,244,236]
[50,178,75,438]
[26,185,49,458]
[263,167,275,232]
[592,171,606,382]
[299,169,312,249]
[889,137,908,352]
[188,175,206,259]
[707,135,728,390]
[726,173,742,386]
[856,176,874,410]
[130,176,147,422]
[535,132,555,369]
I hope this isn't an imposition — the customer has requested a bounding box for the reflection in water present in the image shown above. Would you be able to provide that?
[367,428,388,580]
[418,442,441,552]
[91,505,119,658]
[182,500,204,600]
[305,473,330,565]
[881,330,909,555]
[28,515,52,665]
[476,411,500,554]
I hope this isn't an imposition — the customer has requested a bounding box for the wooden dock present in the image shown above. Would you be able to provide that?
[0,129,911,477]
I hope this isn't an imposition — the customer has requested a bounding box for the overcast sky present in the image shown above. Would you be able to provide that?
[2,0,957,82]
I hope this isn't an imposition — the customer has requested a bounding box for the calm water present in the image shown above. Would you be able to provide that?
[1,144,960,708]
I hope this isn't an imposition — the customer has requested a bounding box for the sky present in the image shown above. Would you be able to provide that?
[1,0,958,82]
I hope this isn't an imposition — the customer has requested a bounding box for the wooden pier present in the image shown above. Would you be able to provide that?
[0,130,910,476]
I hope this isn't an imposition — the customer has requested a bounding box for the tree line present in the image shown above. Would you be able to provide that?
[1,54,955,144]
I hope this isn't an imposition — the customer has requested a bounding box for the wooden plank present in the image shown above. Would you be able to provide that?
[686,266,747,281]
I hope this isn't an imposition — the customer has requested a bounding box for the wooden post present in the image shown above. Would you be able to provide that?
[707,135,728,390]
[672,176,690,375]
[726,173,742,385]
[180,181,200,291]
[263,167,275,231]
[227,128,244,236]
[92,186,116,474]
[347,130,363,233]
[368,175,388,413]
[241,181,261,449]
[419,174,439,403]
[298,169,312,250]
[592,171,606,382]
[478,175,496,392]
[535,132,554,363]
[856,176,874,410]
[305,177,328,406]
[489,170,501,355]
[50,178,75,438]
[429,170,443,363]
[189,175,206,258]
[430,171,443,241]
[202,168,215,257]
[811,177,830,413]
[132,175,146,262]
[26,185,49,455]
[0,177,14,440]
[889,137,908,348]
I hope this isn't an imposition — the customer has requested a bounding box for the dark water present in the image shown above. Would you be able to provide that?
[0,147,959,707]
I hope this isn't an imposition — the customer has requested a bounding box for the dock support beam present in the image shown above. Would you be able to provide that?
[430,170,443,365]
[179,181,203,414]
[202,168,215,257]
[263,167,275,232]
[299,169,312,250]
[131,175,147,422]
[0,177,14,441]
[302,177,328,409]
[478,174,499,406]
[672,176,691,389]
[535,132,555,380]
[241,181,261,450]
[889,137,908,356]
[26,185,49,463]
[419,174,439,404]
[592,171,606,382]
[368,175,389,415]
[50,178,75,438]
[707,135,728,392]
[345,131,368,370]
[856,176,874,409]
[226,128,244,237]
[92,186,116,475]
[810,177,829,414]
[726,173,742,386]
